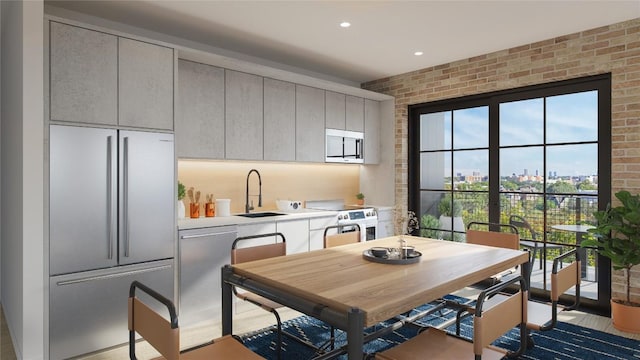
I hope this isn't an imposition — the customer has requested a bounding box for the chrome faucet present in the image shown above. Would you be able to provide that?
[245,169,262,213]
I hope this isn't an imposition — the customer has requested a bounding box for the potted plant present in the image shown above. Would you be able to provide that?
[584,190,640,333]
[356,192,365,206]
[438,195,465,241]
[177,181,186,219]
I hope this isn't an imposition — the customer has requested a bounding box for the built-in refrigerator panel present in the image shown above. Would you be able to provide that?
[118,130,175,265]
[50,125,118,275]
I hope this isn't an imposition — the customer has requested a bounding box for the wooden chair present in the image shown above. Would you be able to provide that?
[375,275,528,360]
[128,281,263,360]
[323,224,361,248]
[231,233,288,360]
[510,215,564,270]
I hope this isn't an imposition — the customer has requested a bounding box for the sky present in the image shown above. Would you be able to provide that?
[421,90,599,177]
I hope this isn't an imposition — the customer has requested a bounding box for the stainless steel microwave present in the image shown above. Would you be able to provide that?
[326,129,364,163]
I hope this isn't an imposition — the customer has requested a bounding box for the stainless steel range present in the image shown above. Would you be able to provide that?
[306,200,378,242]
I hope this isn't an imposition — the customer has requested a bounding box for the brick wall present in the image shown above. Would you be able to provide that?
[362,18,640,304]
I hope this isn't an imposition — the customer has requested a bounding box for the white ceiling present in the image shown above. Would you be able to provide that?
[48,0,640,85]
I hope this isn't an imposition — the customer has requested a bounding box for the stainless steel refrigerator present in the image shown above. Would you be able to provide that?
[49,125,175,359]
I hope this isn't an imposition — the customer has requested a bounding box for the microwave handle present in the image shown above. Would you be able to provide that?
[356,138,363,159]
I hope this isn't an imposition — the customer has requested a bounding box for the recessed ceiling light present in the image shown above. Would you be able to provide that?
[414,51,424,56]
[340,21,351,28]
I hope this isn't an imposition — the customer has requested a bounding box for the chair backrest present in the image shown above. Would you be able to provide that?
[473,275,527,356]
[323,224,361,248]
[128,281,179,360]
[551,249,581,302]
[231,232,286,264]
[509,215,537,240]
[466,222,520,250]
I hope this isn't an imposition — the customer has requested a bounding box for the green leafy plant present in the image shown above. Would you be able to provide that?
[584,190,640,306]
[420,214,441,239]
[356,193,365,200]
[178,181,186,201]
[438,195,462,217]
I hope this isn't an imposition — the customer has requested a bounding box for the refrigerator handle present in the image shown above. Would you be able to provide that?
[123,136,130,258]
[107,136,114,260]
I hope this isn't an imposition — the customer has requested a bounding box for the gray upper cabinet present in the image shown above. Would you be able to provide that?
[346,95,365,132]
[49,22,118,125]
[225,70,264,160]
[364,99,380,164]
[264,78,296,161]
[325,91,345,130]
[119,37,174,130]
[296,85,325,162]
[176,60,225,159]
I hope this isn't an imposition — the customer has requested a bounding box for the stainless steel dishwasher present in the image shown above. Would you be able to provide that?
[178,225,237,330]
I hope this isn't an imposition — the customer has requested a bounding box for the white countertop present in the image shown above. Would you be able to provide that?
[178,208,338,230]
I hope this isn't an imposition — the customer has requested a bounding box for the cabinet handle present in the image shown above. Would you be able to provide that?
[107,136,114,260]
[55,264,172,286]
[180,230,237,239]
[123,136,130,257]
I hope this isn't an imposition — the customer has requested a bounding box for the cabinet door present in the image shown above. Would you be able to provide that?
[119,131,175,265]
[177,60,225,159]
[236,222,277,246]
[277,219,310,254]
[50,125,118,275]
[225,70,264,160]
[309,215,338,251]
[119,38,174,130]
[50,261,173,360]
[264,78,295,161]
[325,91,345,130]
[296,85,325,162]
[49,22,117,125]
[364,99,381,164]
[346,95,364,132]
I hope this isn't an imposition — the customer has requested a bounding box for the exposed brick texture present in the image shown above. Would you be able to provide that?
[362,18,640,304]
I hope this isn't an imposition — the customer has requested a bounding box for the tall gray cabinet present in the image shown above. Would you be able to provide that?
[296,85,325,162]
[49,21,174,130]
[176,59,225,159]
[225,70,264,160]
[264,78,296,161]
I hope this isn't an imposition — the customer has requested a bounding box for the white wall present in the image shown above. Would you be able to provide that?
[1,1,44,359]
[360,99,395,207]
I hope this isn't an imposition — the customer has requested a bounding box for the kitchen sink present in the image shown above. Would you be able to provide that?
[236,211,287,218]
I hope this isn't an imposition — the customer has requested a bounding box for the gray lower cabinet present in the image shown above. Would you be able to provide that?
[118,37,174,130]
[176,59,225,159]
[225,70,264,160]
[264,78,296,161]
[296,85,325,162]
[49,21,118,125]
[346,95,364,132]
[178,225,237,330]
[325,91,346,130]
[364,99,381,164]
[49,260,174,360]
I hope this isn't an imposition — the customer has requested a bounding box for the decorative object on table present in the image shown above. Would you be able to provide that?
[394,205,419,236]
[584,190,640,333]
[177,181,186,219]
[438,195,465,241]
[205,194,215,217]
[420,214,441,239]
[356,192,365,205]
[188,187,199,218]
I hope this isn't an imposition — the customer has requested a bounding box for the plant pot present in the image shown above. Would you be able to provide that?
[611,299,640,334]
[356,199,364,206]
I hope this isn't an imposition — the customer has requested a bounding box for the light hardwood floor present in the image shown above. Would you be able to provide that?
[2,297,639,360]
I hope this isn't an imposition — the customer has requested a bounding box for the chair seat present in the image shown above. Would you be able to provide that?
[236,291,283,312]
[179,335,264,360]
[376,328,506,360]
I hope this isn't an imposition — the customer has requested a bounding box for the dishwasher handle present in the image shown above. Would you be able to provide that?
[180,230,237,240]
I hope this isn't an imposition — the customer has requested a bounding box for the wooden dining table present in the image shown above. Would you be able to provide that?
[221,235,530,359]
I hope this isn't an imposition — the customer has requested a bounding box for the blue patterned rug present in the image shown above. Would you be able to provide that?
[241,296,640,359]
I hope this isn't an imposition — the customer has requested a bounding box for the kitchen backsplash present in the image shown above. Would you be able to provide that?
[178,160,360,215]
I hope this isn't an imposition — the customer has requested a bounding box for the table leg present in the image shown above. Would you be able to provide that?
[347,308,364,359]
[221,265,233,336]
[576,233,588,278]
